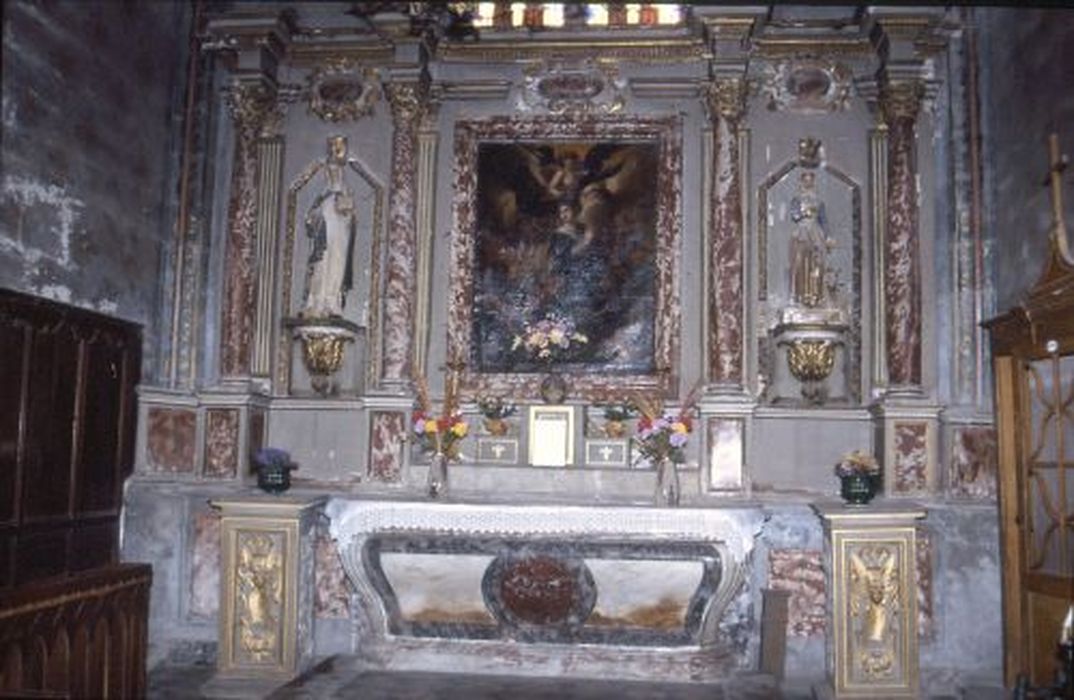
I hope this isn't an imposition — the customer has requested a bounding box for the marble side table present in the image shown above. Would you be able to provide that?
[813,500,926,699]
[203,494,326,698]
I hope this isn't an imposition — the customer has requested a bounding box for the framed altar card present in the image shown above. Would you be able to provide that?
[448,116,683,402]
[528,406,575,467]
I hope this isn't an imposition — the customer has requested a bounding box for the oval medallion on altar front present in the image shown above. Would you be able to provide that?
[483,552,596,633]
[500,555,575,625]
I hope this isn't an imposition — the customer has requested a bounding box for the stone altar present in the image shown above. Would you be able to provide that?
[327,497,764,682]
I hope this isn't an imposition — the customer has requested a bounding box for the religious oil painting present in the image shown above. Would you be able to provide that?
[471,141,660,374]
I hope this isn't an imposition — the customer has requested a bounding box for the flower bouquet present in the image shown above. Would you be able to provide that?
[835,450,880,505]
[511,313,588,363]
[412,372,469,497]
[632,383,701,506]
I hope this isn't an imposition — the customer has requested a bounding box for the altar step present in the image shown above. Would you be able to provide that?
[148,659,1007,699]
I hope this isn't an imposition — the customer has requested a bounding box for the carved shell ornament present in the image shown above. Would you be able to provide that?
[307,60,382,122]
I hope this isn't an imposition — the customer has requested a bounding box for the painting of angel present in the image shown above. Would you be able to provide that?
[472,141,660,374]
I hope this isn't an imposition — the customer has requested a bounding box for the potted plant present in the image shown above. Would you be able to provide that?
[252,447,297,494]
[476,395,517,436]
[600,402,636,438]
[835,450,881,505]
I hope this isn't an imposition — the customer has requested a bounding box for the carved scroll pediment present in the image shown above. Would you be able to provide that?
[518,60,625,114]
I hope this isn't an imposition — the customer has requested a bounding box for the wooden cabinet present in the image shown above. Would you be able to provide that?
[0,289,141,587]
[985,137,1074,687]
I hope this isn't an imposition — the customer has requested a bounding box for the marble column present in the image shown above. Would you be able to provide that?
[880,81,925,390]
[381,81,426,386]
[220,80,276,379]
[706,77,747,389]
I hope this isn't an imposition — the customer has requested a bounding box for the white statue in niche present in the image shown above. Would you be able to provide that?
[788,170,836,308]
[302,135,357,319]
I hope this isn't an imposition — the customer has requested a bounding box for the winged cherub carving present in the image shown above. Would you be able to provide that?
[850,547,899,644]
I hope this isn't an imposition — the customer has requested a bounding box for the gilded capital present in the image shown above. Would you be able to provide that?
[706,77,747,122]
[385,81,427,124]
[880,80,924,122]
[225,81,277,136]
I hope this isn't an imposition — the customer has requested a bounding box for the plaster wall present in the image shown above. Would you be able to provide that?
[977,8,1074,313]
[0,0,189,379]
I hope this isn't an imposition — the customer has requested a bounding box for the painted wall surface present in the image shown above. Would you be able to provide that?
[978,8,1074,313]
[0,0,189,376]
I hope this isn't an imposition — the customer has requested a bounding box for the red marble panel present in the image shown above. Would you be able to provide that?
[768,548,825,636]
[916,528,934,640]
[248,408,266,476]
[146,407,196,473]
[369,411,405,482]
[893,422,927,493]
[315,530,351,619]
[948,426,996,500]
[500,556,575,625]
[189,511,220,619]
[204,408,239,479]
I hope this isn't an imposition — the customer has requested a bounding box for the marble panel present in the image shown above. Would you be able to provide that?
[586,559,704,630]
[369,411,405,482]
[893,421,927,493]
[147,407,196,473]
[204,408,239,478]
[707,417,744,491]
[767,548,825,636]
[917,528,934,640]
[380,553,497,626]
[189,510,221,619]
[948,426,996,500]
[315,530,351,619]
[249,408,267,469]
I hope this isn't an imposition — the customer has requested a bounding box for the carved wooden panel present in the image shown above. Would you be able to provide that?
[0,563,151,698]
[0,289,140,588]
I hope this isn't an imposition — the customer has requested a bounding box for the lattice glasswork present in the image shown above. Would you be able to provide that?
[1023,354,1074,576]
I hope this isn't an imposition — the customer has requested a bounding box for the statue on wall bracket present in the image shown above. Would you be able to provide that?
[284,135,370,397]
[302,135,358,320]
[774,139,849,405]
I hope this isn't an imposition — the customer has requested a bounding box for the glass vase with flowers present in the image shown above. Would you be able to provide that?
[632,384,701,506]
[412,371,468,498]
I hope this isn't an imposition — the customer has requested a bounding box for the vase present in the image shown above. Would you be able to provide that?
[840,473,877,505]
[427,451,449,499]
[256,462,295,494]
[654,459,681,507]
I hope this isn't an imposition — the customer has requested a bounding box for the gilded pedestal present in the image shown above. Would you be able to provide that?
[206,495,326,694]
[813,501,926,698]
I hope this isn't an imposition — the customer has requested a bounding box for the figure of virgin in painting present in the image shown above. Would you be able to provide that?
[302,136,357,319]
[473,142,660,373]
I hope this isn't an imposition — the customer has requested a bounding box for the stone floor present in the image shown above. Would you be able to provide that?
[148,657,804,699]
